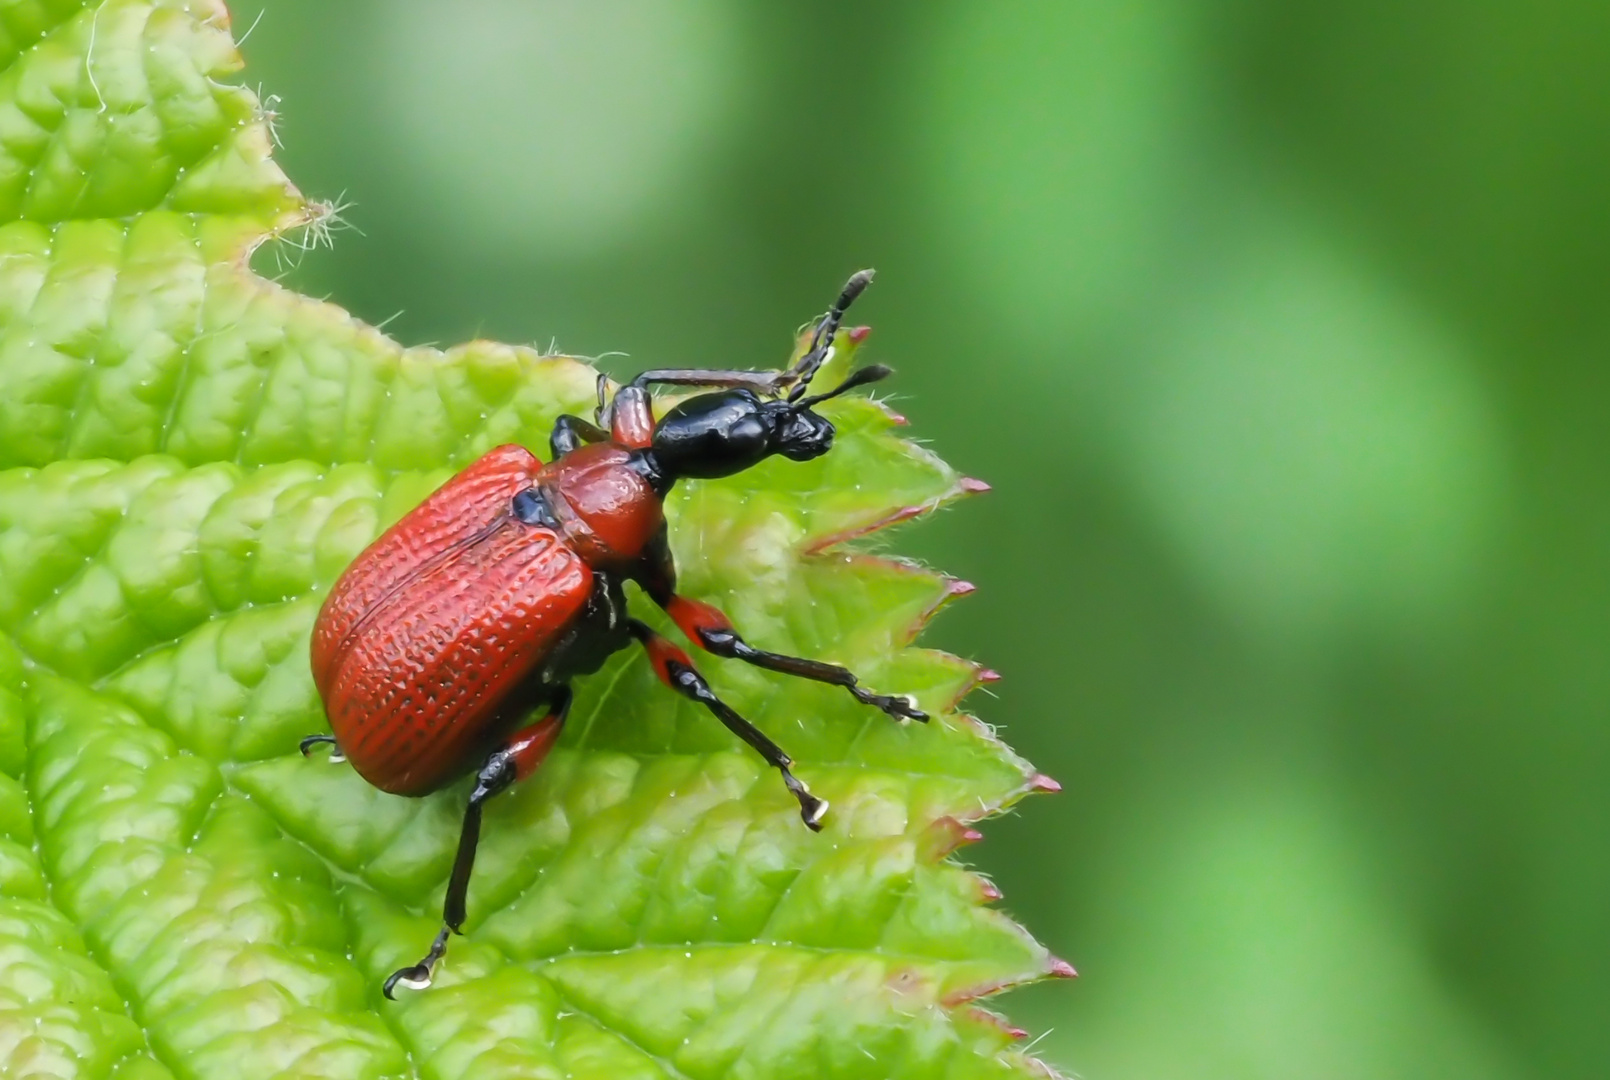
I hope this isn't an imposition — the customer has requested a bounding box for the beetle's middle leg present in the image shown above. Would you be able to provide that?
[628,619,828,831]
[382,685,573,999]
[658,594,928,723]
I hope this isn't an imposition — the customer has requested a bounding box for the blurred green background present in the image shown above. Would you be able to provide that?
[233,2,1609,1076]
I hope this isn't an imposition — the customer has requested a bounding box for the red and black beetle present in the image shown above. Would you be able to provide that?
[303,271,928,996]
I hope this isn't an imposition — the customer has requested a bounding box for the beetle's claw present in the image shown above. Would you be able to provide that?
[299,734,345,761]
[801,795,829,831]
[780,769,828,831]
[383,963,432,999]
[383,928,450,999]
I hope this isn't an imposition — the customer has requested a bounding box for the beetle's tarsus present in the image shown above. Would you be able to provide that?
[783,770,828,831]
[383,927,450,999]
[382,965,430,998]
[853,688,929,723]
[299,734,346,762]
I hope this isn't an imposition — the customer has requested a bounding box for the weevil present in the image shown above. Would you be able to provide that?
[305,271,926,996]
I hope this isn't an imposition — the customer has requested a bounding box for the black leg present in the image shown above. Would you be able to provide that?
[549,413,609,457]
[626,369,792,393]
[383,686,573,998]
[629,619,827,830]
[299,733,346,763]
[702,629,927,723]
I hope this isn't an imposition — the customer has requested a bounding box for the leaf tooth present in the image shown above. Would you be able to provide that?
[939,973,1042,1009]
[802,475,980,555]
[916,816,986,863]
[956,1004,1029,1041]
[945,665,1001,712]
[939,951,1080,1012]
[544,945,1054,1079]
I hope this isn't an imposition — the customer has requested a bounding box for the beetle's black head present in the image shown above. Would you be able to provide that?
[649,364,891,483]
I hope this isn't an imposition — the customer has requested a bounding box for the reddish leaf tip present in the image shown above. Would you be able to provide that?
[978,878,1003,902]
[920,816,987,861]
[978,668,1002,683]
[958,1006,1032,1042]
[960,477,992,494]
[1048,957,1078,979]
[1029,773,1062,794]
[806,504,927,553]
[848,324,872,343]
[947,579,978,598]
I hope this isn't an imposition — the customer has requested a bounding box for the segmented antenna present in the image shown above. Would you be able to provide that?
[787,269,875,401]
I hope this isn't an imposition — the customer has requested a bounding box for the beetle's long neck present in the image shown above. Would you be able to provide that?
[626,448,674,497]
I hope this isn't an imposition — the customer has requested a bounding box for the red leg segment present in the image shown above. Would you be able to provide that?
[608,385,656,448]
[664,594,734,642]
[503,708,566,782]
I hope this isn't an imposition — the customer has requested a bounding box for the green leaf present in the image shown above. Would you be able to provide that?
[0,3,1065,1078]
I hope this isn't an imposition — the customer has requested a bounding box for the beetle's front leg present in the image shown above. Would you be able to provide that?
[662,594,928,723]
[599,384,656,448]
[383,686,572,998]
[549,413,609,458]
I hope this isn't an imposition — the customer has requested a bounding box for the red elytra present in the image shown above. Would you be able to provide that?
[305,272,932,998]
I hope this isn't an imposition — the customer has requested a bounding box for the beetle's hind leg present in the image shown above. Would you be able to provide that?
[629,619,827,830]
[298,734,346,764]
[383,686,573,998]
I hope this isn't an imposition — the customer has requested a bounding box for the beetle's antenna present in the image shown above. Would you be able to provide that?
[794,363,892,409]
[787,269,875,402]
